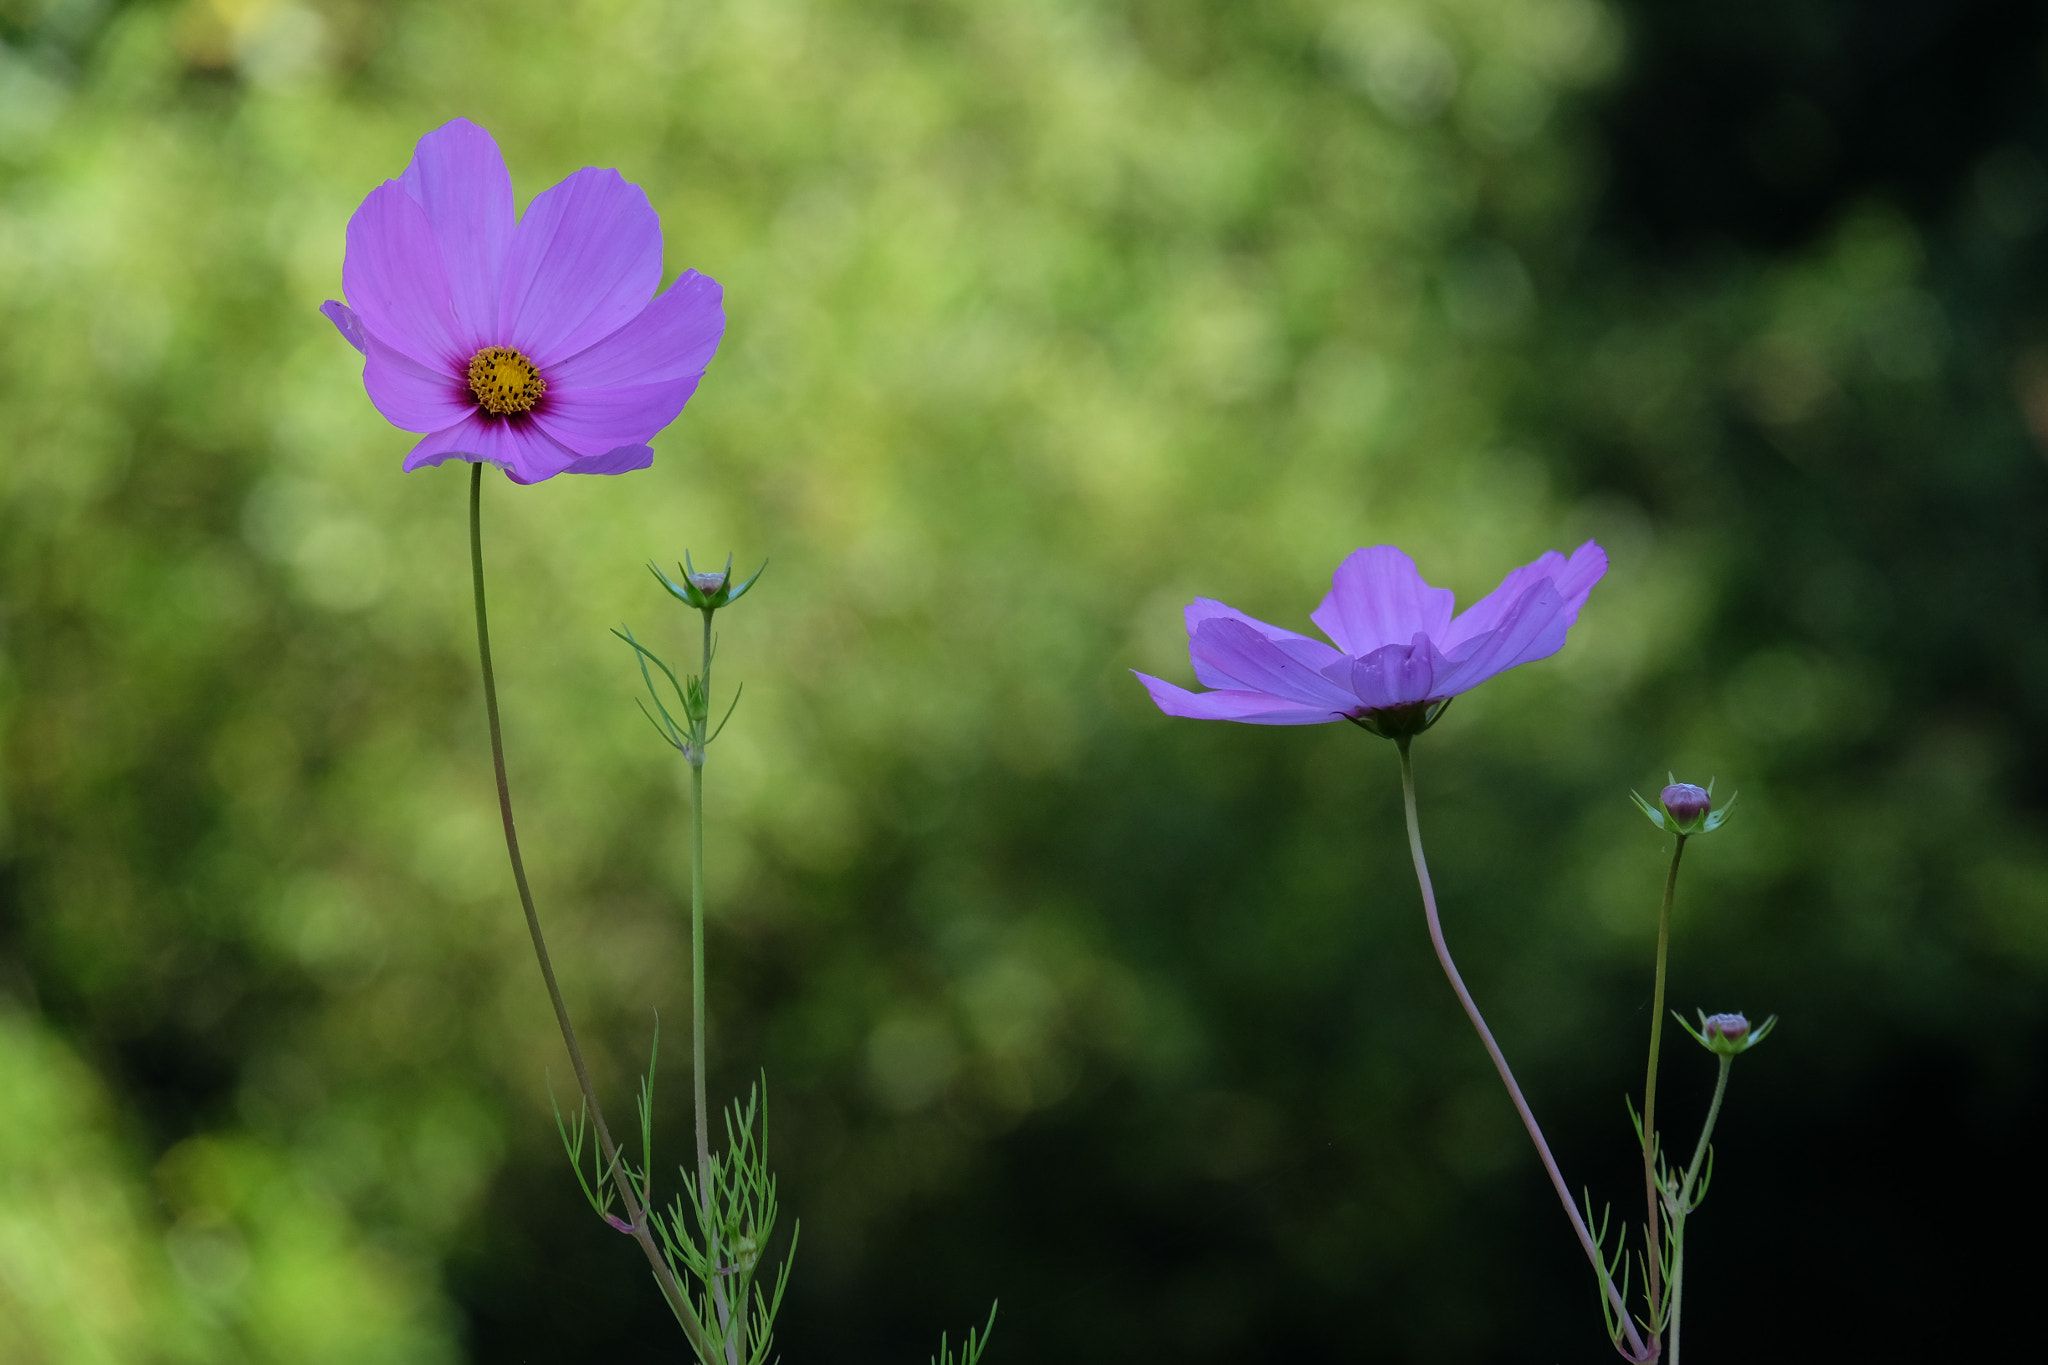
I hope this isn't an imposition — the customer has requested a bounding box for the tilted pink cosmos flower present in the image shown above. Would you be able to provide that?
[1135,542,1607,733]
[321,119,724,485]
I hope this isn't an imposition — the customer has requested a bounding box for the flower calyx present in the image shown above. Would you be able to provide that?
[1630,774,1736,836]
[1349,697,1453,743]
[1675,1009,1777,1057]
[653,551,765,612]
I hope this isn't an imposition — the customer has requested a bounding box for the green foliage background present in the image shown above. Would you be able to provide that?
[3,0,2046,1360]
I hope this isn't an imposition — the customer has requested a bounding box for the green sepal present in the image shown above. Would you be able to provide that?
[653,551,768,611]
[1701,788,1738,832]
[1349,696,1453,742]
[1630,788,1676,833]
[1674,1008,1778,1056]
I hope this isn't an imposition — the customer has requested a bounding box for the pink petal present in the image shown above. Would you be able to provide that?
[320,300,366,354]
[1348,634,1449,711]
[548,271,725,389]
[1310,547,1456,656]
[399,119,516,350]
[1183,597,1343,691]
[403,413,585,484]
[343,180,467,371]
[1189,618,1363,711]
[1432,580,1568,697]
[552,444,654,478]
[1441,541,1607,654]
[1134,672,1350,726]
[530,377,701,457]
[500,167,663,366]
[361,328,474,433]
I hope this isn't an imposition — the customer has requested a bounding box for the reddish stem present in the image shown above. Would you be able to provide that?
[1397,739,1654,1362]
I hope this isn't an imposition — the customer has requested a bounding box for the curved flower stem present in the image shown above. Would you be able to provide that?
[468,465,715,1357]
[1641,835,1688,1321]
[1396,739,1652,1363]
[1667,1054,1732,1365]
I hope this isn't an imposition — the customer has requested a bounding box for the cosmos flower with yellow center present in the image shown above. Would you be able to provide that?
[322,119,724,485]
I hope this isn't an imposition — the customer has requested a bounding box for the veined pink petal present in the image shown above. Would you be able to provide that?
[530,377,701,457]
[503,429,593,484]
[501,167,663,365]
[1311,546,1456,656]
[1441,540,1607,654]
[1134,672,1349,726]
[362,328,473,433]
[399,119,516,350]
[1184,598,1344,690]
[343,180,467,371]
[402,413,584,484]
[1190,618,1362,711]
[1349,633,1450,710]
[551,444,654,478]
[1433,580,1568,697]
[548,271,724,390]
[320,300,366,355]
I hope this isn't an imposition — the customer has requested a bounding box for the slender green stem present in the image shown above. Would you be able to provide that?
[688,604,738,1364]
[1641,834,1688,1320]
[691,761,712,1208]
[1396,741,1652,1363]
[468,464,715,1357]
[1667,1225,1685,1365]
[1668,1054,1732,1365]
[692,606,713,1222]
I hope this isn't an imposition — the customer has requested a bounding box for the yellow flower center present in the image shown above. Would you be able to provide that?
[466,346,545,416]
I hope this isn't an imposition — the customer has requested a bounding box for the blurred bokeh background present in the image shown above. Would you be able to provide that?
[5,0,2047,1359]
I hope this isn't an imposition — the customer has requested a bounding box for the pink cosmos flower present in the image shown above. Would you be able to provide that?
[321,119,724,485]
[1135,542,1608,732]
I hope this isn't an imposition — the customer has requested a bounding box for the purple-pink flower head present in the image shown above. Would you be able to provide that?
[321,119,725,486]
[1134,542,1607,738]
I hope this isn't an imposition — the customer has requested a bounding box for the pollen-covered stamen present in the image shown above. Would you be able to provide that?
[466,346,546,416]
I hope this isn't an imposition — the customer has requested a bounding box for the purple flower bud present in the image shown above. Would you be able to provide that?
[1660,782,1711,831]
[1702,1012,1749,1044]
[1683,1008,1775,1056]
[653,553,767,612]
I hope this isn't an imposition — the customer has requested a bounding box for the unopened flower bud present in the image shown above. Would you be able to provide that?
[1678,1008,1777,1056]
[1702,1012,1747,1044]
[652,551,767,611]
[1661,782,1711,832]
[1631,775,1736,836]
